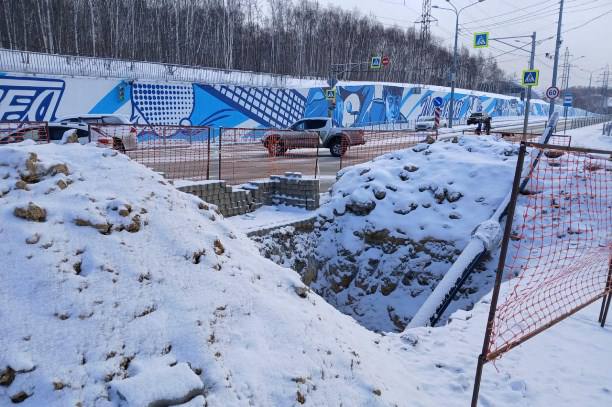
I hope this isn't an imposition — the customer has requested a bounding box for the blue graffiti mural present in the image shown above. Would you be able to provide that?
[0,73,596,132]
[0,75,65,121]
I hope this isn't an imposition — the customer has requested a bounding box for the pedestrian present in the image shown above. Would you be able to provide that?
[484,116,492,135]
[475,120,482,135]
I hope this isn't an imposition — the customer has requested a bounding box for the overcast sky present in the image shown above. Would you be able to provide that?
[315,0,612,91]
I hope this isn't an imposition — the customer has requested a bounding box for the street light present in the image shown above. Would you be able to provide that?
[433,0,486,128]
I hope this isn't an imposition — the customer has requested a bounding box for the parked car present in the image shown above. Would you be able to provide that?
[415,116,447,131]
[54,114,137,151]
[0,122,90,145]
[467,112,491,125]
[261,117,365,157]
[0,114,137,152]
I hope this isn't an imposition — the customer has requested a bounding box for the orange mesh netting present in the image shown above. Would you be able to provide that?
[487,145,612,360]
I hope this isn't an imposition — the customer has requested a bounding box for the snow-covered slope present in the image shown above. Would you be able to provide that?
[0,142,417,406]
[1,141,610,406]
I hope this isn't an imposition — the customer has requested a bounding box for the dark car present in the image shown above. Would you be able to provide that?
[467,112,491,125]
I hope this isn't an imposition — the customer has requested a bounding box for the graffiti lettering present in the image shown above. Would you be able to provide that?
[0,76,65,121]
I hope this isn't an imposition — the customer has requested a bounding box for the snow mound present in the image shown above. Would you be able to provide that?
[311,136,518,331]
[0,142,419,406]
[1,142,610,406]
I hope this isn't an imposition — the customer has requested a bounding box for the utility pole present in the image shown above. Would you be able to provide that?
[548,0,565,119]
[601,67,610,113]
[522,32,537,137]
[419,0,433,42]
[415,0,436,84]
[433,0,486,129]
[559,47,570,91]
[560,47,570,132]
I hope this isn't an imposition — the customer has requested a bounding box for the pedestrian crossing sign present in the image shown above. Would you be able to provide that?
[473,32,489,48]
[325,87,336,101]
[521,69,539,87]
[370,56,382,70]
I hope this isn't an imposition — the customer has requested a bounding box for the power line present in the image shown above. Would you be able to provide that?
[460,0,558,26]
[563,8,612,34]
[461,1,608,31]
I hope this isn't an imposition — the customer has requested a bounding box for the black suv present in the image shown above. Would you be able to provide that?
[467,112,490,125]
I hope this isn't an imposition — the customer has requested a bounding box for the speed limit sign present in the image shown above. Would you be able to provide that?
[546,86,560,99]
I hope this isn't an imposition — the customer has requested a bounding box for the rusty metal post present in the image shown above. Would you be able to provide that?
[471,142,527,407]
[599,259,612,327]
[206,127,211,180]
[315,141,320,179]
[218,127,223,181]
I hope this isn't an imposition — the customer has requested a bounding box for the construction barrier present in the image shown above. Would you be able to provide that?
[1,116,610,188]
[472,141,612,406]
[91,124,212,181]
[0,121,49,144]
[218,127,319,185]
[339,129,436,169]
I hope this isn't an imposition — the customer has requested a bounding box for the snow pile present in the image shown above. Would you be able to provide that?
[1,141,611,406]
[257,136,518,332]
[0,141,419,406]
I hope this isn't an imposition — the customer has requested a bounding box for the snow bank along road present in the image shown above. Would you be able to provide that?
[1,132,610,406]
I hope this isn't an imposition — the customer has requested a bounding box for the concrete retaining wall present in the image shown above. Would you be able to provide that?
[176,172,319,217]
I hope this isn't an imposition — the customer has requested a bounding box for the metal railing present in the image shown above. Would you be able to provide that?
[0,48,319,88]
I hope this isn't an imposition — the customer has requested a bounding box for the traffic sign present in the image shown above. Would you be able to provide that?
[546,86,560,99]
[563,95,573,107]
[433,96,444,107]
[325,87,336,101]
[473,32,489,48]
[382,56,390,67]
[370,55,382,70]
[521,69,539,87]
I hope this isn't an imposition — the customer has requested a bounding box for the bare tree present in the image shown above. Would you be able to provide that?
[0,0,511,93]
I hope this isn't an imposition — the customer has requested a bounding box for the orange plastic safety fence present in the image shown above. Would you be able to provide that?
[0,121,49,144]
[487,145,612,360]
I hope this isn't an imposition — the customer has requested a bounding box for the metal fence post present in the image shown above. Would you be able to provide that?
[41,121,48,143]
[599,259,612,327]
[471,142,527,407]
[218,127,223,180]
[315,141,320,179]
[206,127,211,180]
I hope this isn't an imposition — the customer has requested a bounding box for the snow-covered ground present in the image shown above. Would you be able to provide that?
[226,205,314,234]
[565,122,612,151]
[1,139,610,406]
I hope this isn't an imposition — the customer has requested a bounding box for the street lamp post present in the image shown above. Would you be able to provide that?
[562,54,586,133]
[433,0,486,128]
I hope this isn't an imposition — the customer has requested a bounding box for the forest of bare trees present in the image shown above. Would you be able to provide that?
[0,0,512,93]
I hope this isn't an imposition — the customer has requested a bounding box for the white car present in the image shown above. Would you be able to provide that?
[53,114,138,151]
[415,116,447,131]
[1,115,138,152]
